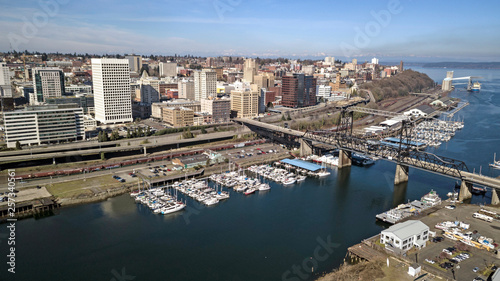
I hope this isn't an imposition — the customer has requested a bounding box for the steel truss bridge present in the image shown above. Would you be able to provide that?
[235,107,500,197]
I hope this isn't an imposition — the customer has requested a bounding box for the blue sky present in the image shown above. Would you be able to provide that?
[1,0,500,61]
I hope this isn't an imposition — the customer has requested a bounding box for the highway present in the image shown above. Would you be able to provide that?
[0,128,251,163]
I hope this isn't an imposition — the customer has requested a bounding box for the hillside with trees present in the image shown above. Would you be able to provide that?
[360,70,435,102]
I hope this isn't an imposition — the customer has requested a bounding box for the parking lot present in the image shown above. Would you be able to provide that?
[416,204,500,281]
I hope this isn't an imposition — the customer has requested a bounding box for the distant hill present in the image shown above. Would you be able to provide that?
[423,62,500,69]
[360,70,434,102]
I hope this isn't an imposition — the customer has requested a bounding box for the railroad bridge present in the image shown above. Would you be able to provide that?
[234,109,500,205]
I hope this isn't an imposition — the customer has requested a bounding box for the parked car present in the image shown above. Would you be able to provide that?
[432,237,444,242]
[445,205,456,209]
[425,259,435,264]
[473,267,479,273]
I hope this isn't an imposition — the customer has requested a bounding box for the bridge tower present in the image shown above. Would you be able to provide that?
[491,188,500,205]
[394,120,413,184]
[336,110,353,168]
[459,181,473,202]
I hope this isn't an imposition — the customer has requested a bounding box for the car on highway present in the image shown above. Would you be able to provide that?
[445,205,456,210]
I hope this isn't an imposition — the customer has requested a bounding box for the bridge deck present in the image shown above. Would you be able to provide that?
[237,118,500,191]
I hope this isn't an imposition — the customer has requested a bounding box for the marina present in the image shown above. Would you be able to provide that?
[411,119,464,148]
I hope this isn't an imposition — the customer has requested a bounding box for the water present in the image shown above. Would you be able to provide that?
[3,67,500,281]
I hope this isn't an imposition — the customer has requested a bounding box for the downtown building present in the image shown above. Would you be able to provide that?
[125,55,142,73]
[282,73,317,108]
[243,58,257,83]
[159,62,177,77]
[162,106,194,127]
[3,104,84,148]
[178,79,195,100]
[230,83,259,118]
[91,58,133,124]
[201,97,231,123]
[32,67,65,103]
[0,62,12,98]
[194,69,217,101]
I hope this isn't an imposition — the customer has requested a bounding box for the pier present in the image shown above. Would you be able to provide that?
[442,100,469,118]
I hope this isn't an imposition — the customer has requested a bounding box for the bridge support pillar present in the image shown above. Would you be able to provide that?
[299,138,313,157]
[491,189,500,206]
[338,149,352,168]
[53,157,56,165]
[394,164,409,185]
[144,147,147,156]
[459,181,473,202]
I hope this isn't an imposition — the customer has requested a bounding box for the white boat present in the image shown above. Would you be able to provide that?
[282,177,296,185]
[204,197,219,206]
[489,153,500,169]
[296,175,307,182]
[421,190,441,206]
[160,202,186,215]
[316,170,330,178]
[258,183,270,191]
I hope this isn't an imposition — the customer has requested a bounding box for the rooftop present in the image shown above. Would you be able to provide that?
[381,220,429,239]
[281,158,323,172]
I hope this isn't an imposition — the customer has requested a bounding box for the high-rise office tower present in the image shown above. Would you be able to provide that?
[0,62,12,98]
[32,67,65,103]
[282,73,317,108]
[125,55,142,73]
[243,58,257,83]
[91,58,133,124]
[194,69,217,101]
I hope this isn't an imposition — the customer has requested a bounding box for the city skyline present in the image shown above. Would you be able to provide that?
[1,0,500,62]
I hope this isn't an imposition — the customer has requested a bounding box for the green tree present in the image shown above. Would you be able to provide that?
[213,126,218,132]
[146,126,151,136]
[201,128,207,134]
[100,152,106,160]
[15,141,22,150]
[287,112,292,121]
[110,130,119,141]
[281,114,286,121]
[126,129,131,138]
[267,102,274,108]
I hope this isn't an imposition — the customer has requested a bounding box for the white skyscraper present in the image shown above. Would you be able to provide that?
[159,62,177,77]
[194,69,217,101]
[371,57,379,65]
[0,62,12,98]
[91,58,133,124]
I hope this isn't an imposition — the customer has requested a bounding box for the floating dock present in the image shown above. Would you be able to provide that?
[280,158,323,172]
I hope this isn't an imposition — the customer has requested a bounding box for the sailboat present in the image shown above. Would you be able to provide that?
[316,161,331,178]
[489,153,500,169]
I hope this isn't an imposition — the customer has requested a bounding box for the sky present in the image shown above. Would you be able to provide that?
[1,0,500,62]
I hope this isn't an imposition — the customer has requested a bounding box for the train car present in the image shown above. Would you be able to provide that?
[16,173,33,180]
[121,160,138,166]
[136,158,150,164]
[103,164,121,169]
[33,171,56,178]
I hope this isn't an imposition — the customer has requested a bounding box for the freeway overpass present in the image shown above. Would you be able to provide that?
[0,128,251,168]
